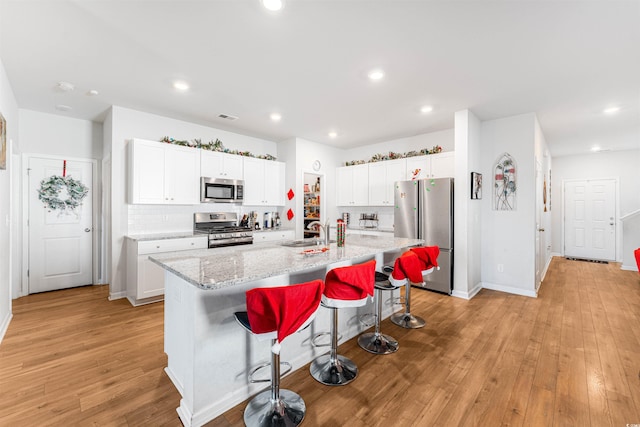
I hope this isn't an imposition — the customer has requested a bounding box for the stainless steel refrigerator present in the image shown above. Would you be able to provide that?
[394,178,454,294]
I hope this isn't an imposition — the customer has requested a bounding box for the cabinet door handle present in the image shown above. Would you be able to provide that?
[84,228,91,232]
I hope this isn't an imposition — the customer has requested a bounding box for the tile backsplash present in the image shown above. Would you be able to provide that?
[338,206,394,230]
[127,204,282,235]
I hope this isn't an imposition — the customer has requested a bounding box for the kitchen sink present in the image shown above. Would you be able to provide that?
[279,239,336,247]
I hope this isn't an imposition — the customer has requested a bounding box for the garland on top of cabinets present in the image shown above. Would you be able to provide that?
[344,145,442,166]
[160,136,277,160]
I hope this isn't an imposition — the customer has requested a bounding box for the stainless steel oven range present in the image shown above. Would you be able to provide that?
[193,212,253,248]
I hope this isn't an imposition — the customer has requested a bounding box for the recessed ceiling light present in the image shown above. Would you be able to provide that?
[173,81,190,91]
[368,69,384,81]
[270,113,282,122]
[328,132,337,138]
[55,104,72,111]
[86,89,99,96]
[603,106,620,114]
[591,146,601,152]
[420,105,433,114]
[56,81,75,92]
[262,0,283,11]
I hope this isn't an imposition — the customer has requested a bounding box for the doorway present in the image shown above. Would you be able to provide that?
[563,178,616,261]
[25,155,96,293]
[303,172,324,238]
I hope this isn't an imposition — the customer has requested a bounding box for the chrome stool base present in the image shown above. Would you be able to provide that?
[390,312,425,329]
[358,332,398,355]
[244,389,305,427]
[310,354,358,386]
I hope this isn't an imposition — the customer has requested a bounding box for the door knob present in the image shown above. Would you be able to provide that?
[84,228,91,232]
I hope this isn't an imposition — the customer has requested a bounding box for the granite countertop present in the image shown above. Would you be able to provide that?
[125,232,204,242]
[149,235,423,290]
[253,228,294,233]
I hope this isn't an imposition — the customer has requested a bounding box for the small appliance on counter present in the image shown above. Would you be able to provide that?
[193,212,253,248]
[359,213,379,229]
[262,211,281,229]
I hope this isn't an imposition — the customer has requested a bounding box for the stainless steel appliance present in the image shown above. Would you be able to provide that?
[194,212,253,248]
[394,178,454,294]
[200,177,244,203]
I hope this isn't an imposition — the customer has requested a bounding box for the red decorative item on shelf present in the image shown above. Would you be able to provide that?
[287,209,294,221]
[63,160,67,177]
[287,188,295,200]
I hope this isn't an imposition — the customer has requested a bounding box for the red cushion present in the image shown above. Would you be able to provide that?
[410,246,440,270]
[324,260,376,301]
[391,251,424,283]
[246,279,324,343]
[635,248,640,273]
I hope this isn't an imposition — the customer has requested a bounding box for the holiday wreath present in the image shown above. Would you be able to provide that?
[38,175,89,213]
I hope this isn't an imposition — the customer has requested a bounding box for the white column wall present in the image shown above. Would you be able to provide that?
[0,56,19,343]
[480,113,537,297]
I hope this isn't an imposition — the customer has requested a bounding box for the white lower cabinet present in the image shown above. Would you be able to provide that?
[253,229,295,243]
[126,236,207,306]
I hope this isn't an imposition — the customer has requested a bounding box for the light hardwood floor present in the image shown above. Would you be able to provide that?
[1,257,639,426]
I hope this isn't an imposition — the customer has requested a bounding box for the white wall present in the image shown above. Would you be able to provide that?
[19,110,103,159]
[452,109,483,299]
[0,56,19,343]
[290,138,343,238]
[551,149,640,268]
[108,106,281,298]
[480,113,537,297]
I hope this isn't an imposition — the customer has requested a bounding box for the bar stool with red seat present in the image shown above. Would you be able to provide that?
[389,246,439,329]
[357,267,400,354]
[310,260,376,386]
[234,279,324,427]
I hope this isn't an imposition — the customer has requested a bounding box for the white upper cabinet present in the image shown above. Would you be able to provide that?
[405,152,455,180]
[242,157,286,206]
[200,150,243,180]
[129,138,200,205]
[336,164,369,206]
[368,158,406,206]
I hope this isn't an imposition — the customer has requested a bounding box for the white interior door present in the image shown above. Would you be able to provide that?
[28,156,93,293]
[564,179,616,261]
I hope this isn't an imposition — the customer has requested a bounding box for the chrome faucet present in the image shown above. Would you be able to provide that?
[307,219,330,247]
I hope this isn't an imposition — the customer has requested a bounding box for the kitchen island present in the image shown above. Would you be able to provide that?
[150,235,422,427]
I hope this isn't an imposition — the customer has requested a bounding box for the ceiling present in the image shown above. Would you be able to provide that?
[1,0,638,157]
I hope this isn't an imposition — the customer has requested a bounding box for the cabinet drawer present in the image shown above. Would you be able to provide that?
[138,237,207,255]
[254,230,295,242]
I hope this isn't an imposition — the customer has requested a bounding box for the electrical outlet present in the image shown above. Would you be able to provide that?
[497,264,504,273]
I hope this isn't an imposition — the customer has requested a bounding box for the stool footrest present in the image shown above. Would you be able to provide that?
[358,313,376,328]
[248,361,292,383]
[311,331,342,348]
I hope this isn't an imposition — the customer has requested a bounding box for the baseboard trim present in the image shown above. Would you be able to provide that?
[620,264,639,272]
[0,312,13,345]
[482,282,537,298]
[451,282,482,300]
[109,290,127,301]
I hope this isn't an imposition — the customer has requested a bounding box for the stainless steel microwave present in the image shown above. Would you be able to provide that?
[200,177,244,203]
